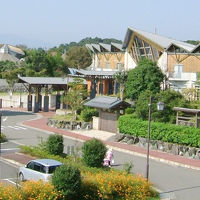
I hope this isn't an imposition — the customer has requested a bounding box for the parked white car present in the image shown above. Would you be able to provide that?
[19,159,62,182]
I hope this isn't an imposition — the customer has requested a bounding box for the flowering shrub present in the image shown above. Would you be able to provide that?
[0,181,62,200]
[82,170,158,200]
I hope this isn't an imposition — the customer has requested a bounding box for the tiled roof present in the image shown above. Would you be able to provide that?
[0,44,24,55]
[84,96,130,109]
[86,43,124,53]
[18,76,86,85]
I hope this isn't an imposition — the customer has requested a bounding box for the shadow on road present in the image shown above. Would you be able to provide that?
[1,110,35,116]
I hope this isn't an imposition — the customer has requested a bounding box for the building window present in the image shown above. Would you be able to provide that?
[174,64,183,78]
[131,36,161,62]
[106,62,110,68]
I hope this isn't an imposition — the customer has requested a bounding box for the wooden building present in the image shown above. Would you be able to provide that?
[84,96,130,133]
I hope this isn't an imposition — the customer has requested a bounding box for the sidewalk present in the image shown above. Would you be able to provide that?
[2,108,200,171]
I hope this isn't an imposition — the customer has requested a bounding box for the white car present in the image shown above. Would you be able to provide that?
[19,159,62,182]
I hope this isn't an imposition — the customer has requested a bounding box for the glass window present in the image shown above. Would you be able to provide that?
[47,165,61,174]
[151,46,159,60]
[135,36,143,47]
[27,162,34,170]
[145,48,150,54]
[139,48,145,55]
[33,163,41,172]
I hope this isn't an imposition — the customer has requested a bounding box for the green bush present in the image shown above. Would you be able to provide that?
[118,114,200,147]
[82,138,107,168]
[81,107,99,122]
[125,107,134,114]
[46,134,64,155]
[52,164,81,200]
[0,133,7,143]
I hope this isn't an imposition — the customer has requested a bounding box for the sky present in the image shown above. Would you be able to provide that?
[0,0,200,48]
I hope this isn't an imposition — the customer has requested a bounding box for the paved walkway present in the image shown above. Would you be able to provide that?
[2,108,200,171]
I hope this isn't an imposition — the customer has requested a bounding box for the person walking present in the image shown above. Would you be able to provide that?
[104,148,114,167]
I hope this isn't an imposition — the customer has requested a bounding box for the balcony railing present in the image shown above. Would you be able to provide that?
[168,72,197,81]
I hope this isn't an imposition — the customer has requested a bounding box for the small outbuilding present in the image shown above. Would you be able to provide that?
[84,96,130,133]
[173,107,200,128]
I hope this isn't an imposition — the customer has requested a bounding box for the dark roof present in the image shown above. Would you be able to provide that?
[86,43,124,53]
[84,96,130,109]
[18,76,86,85]
[76,69,116,76]
[173,107,200,114]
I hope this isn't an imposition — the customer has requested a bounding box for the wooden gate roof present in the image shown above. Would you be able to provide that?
[84,96,130,109]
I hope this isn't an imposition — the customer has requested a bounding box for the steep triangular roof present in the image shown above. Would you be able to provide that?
[123,27,195,52]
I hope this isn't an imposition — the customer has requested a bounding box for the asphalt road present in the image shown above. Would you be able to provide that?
[0,110,200,200]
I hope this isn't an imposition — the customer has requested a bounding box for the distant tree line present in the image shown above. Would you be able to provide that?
[185,40,200,45]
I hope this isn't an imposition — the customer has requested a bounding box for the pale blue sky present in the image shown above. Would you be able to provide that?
[0,0,200,48]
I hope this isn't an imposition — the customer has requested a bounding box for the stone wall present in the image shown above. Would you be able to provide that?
[115,133,200,160]
[47,118,92,131]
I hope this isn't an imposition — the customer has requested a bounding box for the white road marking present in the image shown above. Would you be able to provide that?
[14,126,27,130]
[2,117,7,122]
[2,178,16,180]
[3,125,27,130]
[7,126,21,130]
[1,148,19,151]
[11,141,24,146]
[4,179,17,186]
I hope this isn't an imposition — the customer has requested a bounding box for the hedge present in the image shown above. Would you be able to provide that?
[118,115,200,148]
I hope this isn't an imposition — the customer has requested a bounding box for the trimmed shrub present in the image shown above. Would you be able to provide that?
[46,134,64,155]
[118,114,200,147]
[82,138,107,168]
[52,164,81,200]
[81,107,99,122]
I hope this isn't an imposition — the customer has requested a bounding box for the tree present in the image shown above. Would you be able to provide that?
[64,46,92,69]
[63,78,87,119]
[114,70,128,100]
[0,60,23,91]
[135,89,190,123]
[125,58,164,100]
[21,49,68,77]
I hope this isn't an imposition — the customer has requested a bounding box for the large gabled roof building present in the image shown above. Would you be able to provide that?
[0,44,25,63]
[123,27,200,91]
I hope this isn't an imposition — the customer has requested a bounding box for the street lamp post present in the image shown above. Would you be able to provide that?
[0,112,2,157]
[146,97,164,181]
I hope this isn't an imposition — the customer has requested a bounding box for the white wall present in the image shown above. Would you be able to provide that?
[124,51,137,71]
[157,52,168,74]
[0,94,57,109]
